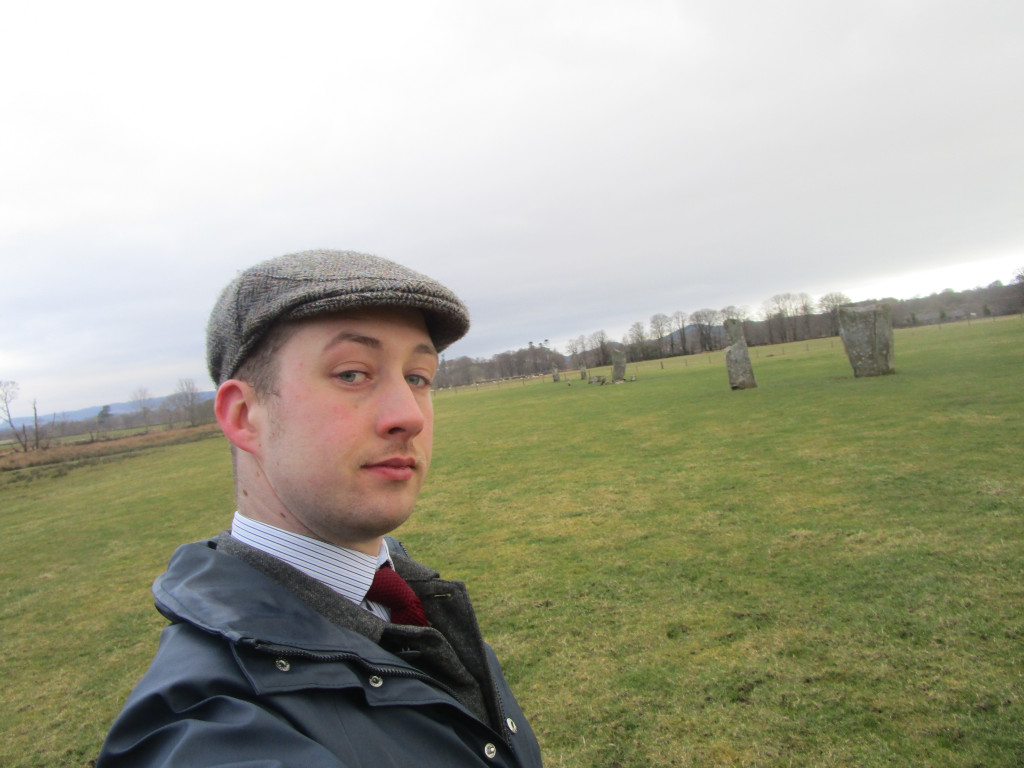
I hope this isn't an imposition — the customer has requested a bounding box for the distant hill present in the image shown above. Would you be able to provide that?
[8,392,215,429]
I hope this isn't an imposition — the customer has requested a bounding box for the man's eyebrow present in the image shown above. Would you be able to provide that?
[414,342,440,358]
[324,332,381,352]
[323,332,439,358]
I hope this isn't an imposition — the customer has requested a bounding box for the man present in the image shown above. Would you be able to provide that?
[98,250,544,767]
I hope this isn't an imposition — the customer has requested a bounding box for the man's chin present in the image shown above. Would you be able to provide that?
[357,506,417,540]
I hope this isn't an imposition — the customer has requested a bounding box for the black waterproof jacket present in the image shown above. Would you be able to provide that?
[97,536,544,767]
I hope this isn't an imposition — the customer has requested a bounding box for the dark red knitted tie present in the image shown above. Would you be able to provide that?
[366,565,429,626]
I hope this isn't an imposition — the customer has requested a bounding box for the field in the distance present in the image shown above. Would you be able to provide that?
[1,317,1021,767]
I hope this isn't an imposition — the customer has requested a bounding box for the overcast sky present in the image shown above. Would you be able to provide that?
[2,1,1022,417]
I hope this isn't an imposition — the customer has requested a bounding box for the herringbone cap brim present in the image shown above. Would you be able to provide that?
[206,249,470,385]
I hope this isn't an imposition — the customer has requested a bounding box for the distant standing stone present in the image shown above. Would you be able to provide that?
[723,318,757,390]
[611,349,626,382]
[838,304,895,377]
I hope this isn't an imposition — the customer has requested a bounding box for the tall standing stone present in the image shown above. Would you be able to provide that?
[838,304,895,377]
[551,366,560,383]
[723,318,757,390]
[611,349,626,382]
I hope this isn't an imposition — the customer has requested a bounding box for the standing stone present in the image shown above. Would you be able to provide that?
[723,318,757,390]
[580,367,587,380]
[551,367,560,383]
[611,349,626,382]
[838,304,895,377]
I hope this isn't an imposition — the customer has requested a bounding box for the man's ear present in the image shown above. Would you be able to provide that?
[215,379,263,457]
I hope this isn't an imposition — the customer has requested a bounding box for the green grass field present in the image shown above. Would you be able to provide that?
[2,317,1021,767]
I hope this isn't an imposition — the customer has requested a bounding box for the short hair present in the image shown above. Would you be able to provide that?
[232,320,298,400]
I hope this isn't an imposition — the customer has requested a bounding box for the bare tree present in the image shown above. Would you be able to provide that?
[445,356,481,387]
[537,341,557,374]
[50,412,72,440]
[574,334,588,368]
[626,322,649,361]
[565,336,584,369]
[131,387,154,429]
[689,308,723,352]
[721,306,755,346]
[672,311,689,355]
[173,378,203,427]
[818,292,851,336]
[29,399,50,450]
[526,342,539,375]
[493,351,515,379]
[759,300,777,343]
[797,292,815,339]
[765,293,801,342]
[1,381,29,452]
[588,330,610,367]
[649,313,671,357]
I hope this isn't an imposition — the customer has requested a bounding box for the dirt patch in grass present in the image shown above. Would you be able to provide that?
[0,423,223,476]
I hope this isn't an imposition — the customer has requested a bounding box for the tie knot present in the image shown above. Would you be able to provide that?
[366,565,429,626]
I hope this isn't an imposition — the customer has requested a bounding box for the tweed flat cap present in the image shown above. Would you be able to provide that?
[206,249,470,385]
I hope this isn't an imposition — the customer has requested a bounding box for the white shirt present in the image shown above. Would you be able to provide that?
[230,511,393,621]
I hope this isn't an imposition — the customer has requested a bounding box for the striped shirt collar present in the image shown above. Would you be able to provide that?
[230,511,391,612]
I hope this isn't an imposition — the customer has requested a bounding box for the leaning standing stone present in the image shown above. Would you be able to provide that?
[838,304,895,377]
[723,318,757,390]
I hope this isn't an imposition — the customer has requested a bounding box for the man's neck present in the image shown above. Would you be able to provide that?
[229,511,389,608]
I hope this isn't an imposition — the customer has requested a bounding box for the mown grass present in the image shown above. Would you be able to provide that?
[1,317,1021,767]
[1,440,235,767]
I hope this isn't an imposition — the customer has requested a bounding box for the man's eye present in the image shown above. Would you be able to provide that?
[337,371,367,383]
[406,374,431,388]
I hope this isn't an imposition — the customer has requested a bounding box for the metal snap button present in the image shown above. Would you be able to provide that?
[274,659,291,672]
[368,675,384,688]
[483,743,497,759]
[506,717,518,734]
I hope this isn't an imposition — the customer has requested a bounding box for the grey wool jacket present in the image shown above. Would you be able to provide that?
[97,534,544,767]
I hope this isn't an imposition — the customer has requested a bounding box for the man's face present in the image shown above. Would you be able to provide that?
[245,307,438,553]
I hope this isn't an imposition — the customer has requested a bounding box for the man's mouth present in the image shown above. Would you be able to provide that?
[363,457,417,481]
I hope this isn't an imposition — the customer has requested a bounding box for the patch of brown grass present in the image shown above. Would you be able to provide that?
[0,423,222,473]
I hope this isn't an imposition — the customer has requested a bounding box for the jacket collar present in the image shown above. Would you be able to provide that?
[155,535,502,731]
[154,536,405,665]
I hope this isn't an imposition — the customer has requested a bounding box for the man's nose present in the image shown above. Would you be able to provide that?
[376,376,427,437]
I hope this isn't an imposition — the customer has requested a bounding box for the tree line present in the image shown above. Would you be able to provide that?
[4,271,1023,448]
[1,378,214,453]
[437,275,1024,388]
